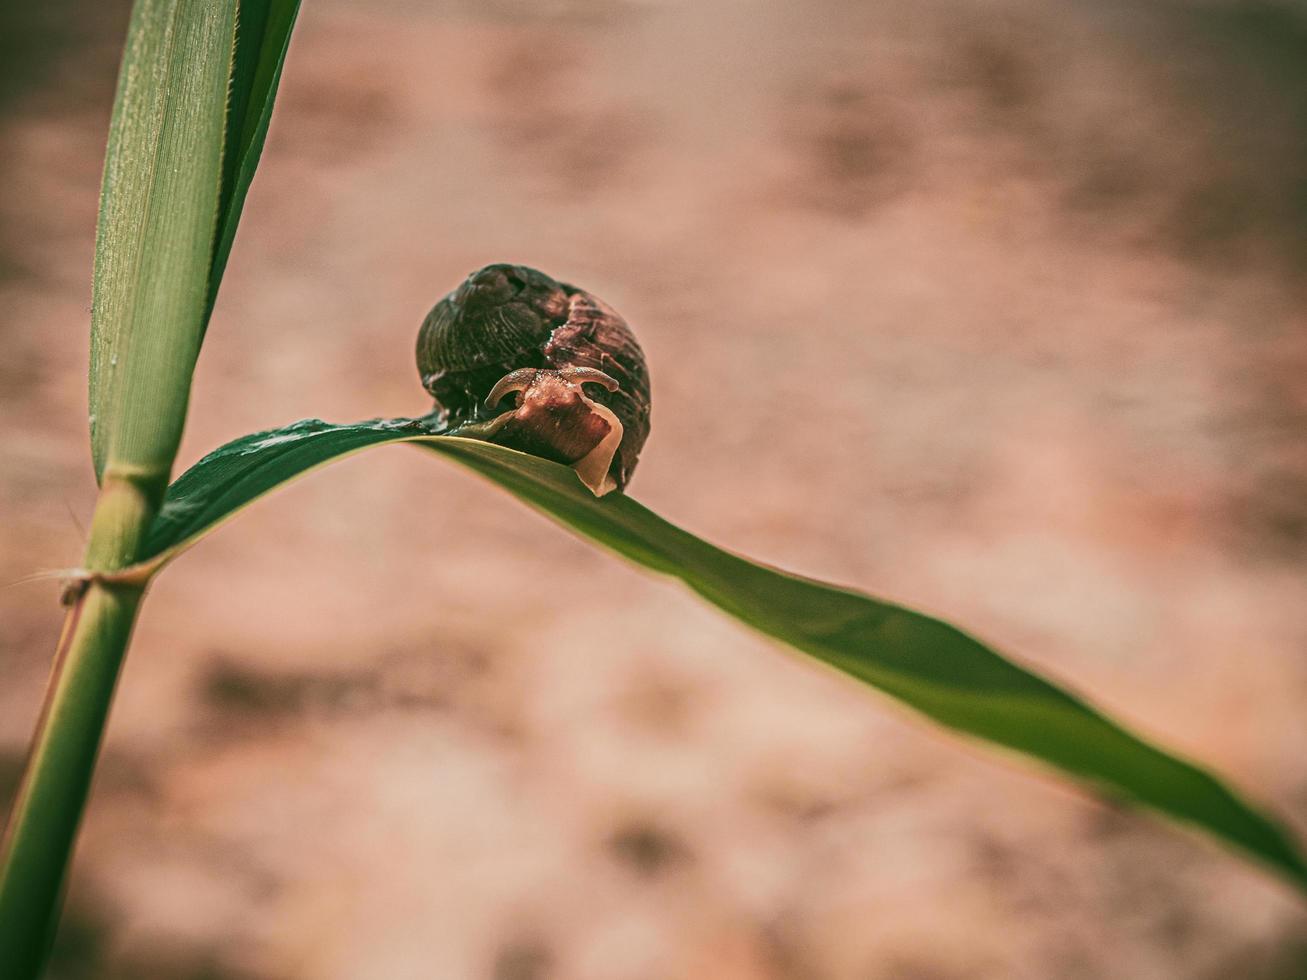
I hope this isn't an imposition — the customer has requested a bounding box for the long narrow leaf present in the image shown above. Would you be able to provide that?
[127,418,1307,894]
[90,0,302,483]
[207,0,301,328]
[89,0,239,484]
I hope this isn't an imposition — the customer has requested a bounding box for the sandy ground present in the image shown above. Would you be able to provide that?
[2,0,1307,977]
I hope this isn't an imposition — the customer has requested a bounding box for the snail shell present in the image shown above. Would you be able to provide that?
[417,264,651,494]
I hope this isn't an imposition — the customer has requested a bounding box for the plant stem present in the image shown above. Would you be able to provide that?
[0,473,159,976]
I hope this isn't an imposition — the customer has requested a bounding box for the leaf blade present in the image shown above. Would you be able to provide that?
[206,0,302,327]
[90,0,302,485]
[132,418,1307,894]
[90,0,239,484]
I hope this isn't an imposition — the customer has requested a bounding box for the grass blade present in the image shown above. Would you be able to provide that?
[89,0,302,486]
[2,1,292,970]
[88,0,238,488]
[117,417,1307,895]
[207,0,301,327]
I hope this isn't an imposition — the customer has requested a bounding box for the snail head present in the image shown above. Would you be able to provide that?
[478,366,624,496]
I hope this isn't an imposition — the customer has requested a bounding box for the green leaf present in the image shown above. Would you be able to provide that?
[129,418,1307,895]
[89,0,302,486]
[89,0,240,486]
[207,0,301,330]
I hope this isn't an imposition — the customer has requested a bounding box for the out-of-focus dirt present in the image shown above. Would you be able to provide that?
[2,1,1307,977]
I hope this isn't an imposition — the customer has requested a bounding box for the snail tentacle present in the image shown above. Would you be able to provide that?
[558,366,620,392]
[485,368,540,412]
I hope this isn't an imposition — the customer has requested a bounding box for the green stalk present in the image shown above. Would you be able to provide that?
[0,587,143,975]
[0,0,245,971]
[0,469,162,975]
[0,0,299,963]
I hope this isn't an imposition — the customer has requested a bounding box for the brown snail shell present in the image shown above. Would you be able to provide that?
[417,264,651,494]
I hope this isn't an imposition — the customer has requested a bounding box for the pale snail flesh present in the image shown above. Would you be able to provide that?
[416,264,651,495]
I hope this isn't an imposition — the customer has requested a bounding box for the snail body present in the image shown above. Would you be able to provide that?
[417,264,650,494]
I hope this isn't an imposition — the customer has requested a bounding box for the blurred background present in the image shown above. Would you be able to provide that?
[3,0,1307,976]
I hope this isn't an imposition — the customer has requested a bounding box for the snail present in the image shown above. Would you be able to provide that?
[417,264,651,496]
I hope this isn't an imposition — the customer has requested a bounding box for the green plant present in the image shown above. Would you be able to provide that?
[0,0,300,973]
[0,1,1303,975]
